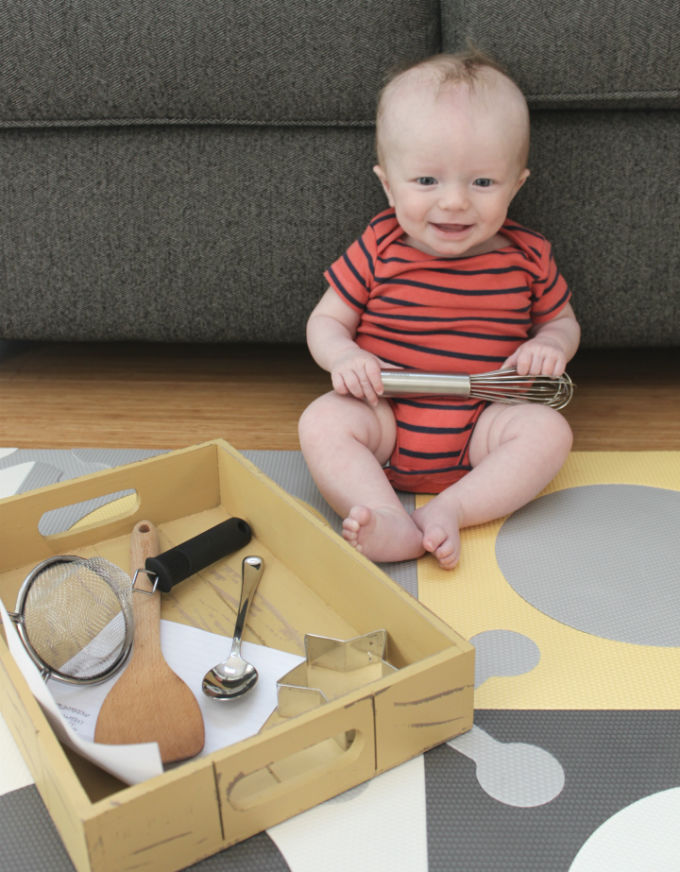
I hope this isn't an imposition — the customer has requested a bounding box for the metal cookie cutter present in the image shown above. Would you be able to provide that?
[263,630,397,738]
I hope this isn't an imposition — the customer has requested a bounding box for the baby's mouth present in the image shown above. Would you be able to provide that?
[433,222,471,234]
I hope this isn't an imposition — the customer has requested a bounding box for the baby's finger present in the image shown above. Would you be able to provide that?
[336,365,373,403]
[502,352,518,371]
[357,367,381,405]
[534,350,563,378]
[331,371,350,395]
[368,366,385,398]
[546,357,566,379]
[342,371,365,400]
[512,351,533,376]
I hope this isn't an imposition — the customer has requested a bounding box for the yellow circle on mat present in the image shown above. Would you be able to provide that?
[417,452,680,710]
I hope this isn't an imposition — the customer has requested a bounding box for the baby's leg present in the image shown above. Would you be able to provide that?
[298,392,425,562]
[412,403,573,569]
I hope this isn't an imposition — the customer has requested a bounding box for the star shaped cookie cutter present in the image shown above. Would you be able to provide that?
[262,630,397,735]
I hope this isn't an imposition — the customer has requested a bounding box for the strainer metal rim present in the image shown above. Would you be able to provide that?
[12,554,135,685]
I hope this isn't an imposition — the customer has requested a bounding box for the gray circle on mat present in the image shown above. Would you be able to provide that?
[469,630,541,688]
[495,485,680,647]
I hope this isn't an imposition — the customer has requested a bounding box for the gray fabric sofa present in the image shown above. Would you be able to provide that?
[1,1,678,347]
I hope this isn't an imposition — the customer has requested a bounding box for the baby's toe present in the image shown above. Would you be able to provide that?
[436,547,459,570]
[422,525,448,553]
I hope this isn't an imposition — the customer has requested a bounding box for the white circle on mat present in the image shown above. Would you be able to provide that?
[495,485,680,646]
[569,787,680,871]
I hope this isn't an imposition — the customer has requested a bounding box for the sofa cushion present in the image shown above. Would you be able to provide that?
[0,0,439,128]
[442,0,679,109]
[514,109,679,346]
[3,111,677,346]
[0,124,386,342]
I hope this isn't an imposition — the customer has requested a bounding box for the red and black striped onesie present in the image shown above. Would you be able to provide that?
[324,208,572,494]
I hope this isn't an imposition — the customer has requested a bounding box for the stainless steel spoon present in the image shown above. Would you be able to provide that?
[202,555,264,699]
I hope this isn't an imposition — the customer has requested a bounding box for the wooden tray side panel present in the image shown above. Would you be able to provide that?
[0,444,221,569]
[214,697,377,847]
[373,648,475,772]
[83,765,224,872]
[0,645,92,872]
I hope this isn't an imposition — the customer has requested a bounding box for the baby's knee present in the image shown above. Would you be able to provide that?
[554,411,573,454]
[298,392,351,445]
[529,405,573,456]
[298,396,329,446]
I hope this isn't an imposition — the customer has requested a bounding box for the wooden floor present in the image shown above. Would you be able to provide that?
[1,341,678,452]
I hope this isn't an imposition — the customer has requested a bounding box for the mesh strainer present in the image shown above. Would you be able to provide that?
[9,555,135,685]
[8,516,253,685]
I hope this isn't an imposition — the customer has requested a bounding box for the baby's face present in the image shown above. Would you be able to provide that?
[374,76,529,258]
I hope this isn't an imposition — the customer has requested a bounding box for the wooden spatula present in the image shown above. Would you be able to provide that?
[94,520,205,762]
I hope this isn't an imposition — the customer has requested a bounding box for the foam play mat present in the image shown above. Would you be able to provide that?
[417,452,680,710]
[1,448,679,871]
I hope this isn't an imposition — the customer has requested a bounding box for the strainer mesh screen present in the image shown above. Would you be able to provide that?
[22,557,133,679]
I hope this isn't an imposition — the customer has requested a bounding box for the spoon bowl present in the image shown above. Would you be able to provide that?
[202,555,264,700]
[202,653,258,698]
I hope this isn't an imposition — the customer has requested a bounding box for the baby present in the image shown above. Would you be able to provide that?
[298,49,580,569]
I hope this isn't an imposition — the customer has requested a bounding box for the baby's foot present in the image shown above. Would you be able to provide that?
[412,501,462,570]
[342,505,425,563]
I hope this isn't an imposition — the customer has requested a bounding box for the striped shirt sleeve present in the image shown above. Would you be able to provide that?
[322,213,397,312]
[530,239,571,324]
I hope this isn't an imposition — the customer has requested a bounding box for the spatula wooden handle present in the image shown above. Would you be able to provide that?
[131,521,162,586]
[129,520,163,664]
[95,519,205,761]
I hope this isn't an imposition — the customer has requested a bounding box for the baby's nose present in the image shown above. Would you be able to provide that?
[438,183,469,210]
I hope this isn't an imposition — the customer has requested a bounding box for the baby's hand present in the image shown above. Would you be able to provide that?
[330,349,384,405]
[503,338,567,378]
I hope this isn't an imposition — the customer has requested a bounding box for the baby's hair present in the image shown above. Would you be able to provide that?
[380,46,512,93]
[375,47,526,163]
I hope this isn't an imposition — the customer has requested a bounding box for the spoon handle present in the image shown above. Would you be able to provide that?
[230,556,264,656]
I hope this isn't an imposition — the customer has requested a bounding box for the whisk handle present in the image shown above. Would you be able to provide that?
[145,517,252,592]
[380,370,471,397]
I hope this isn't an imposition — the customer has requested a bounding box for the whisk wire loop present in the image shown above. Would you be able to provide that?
[380,368,574,410]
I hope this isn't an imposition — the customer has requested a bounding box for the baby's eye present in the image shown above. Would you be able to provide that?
[473,178,494,187]
[415,176,438,186]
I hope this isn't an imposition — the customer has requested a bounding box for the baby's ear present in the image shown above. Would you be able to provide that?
[514,168,531,195]
[373,165,394,206]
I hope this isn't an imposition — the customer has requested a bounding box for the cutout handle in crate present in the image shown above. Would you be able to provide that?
[217,691,378,835]
[1,445,224,564]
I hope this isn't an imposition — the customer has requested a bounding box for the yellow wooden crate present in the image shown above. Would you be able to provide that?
[0,440,474,872]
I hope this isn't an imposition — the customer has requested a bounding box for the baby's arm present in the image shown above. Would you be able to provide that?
[503,303,580,377]
[306,288,385,405]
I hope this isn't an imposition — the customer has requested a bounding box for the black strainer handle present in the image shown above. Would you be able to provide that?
[145,517,252,592]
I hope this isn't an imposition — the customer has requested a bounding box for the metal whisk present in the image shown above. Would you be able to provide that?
[380,368,574,410]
